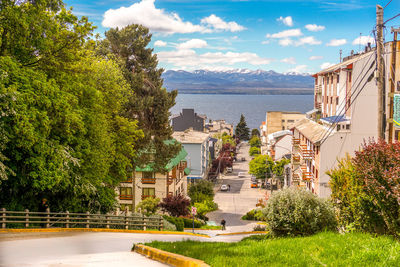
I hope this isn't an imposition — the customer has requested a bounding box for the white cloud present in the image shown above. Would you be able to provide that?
[102,0,244,34]
[320,62,335,69]
[281,57,296,64]
[326,38,347,47]
[305,24,325,32]
[177,39,207,49]
[295,36,321,46]
[261,40,270,45]
[277,16,293,27]
[352,36,375,46]
[309,56,323,60]
[279,38,293,46]
[266,29,302,38]
[201,14,245,32]
[157,49,271,70]
[154,40,167,47]
[288,65,308,73]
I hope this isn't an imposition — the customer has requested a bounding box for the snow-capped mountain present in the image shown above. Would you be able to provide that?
[162,69,314,95]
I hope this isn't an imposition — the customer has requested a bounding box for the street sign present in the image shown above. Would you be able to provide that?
[394,94,400,128]
[191,206,197,215]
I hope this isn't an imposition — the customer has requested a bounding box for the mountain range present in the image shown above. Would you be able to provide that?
[161,69,314,95]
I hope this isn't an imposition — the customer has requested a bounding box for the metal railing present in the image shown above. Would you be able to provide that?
[0,208,163,231]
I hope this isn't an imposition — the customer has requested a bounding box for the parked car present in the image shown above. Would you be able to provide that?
[241,157,246,161]
[251,175,256,182]
[251,182,258,188]
[238,172,246,178]
[220,184,229,191]
[226,167,233,173]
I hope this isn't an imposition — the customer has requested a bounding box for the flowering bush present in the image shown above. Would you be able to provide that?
[262,187,337,236]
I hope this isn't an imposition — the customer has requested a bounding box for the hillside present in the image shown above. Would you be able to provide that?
[162,69,314,95]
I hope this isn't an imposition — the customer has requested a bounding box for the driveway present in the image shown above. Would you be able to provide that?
[207,142,266,233]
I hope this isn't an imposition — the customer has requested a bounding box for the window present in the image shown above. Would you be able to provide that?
[337,125,341,131]
[330,97,333,104]
[288,120,294,123]
[331,76,333,83]
[120,204,133,211]
[348,72,352,83]
[120,187,133,200]
[142,188,155,200]
[142,172,155,184]
[336,97,339,105]
[282,119,285,122]
[316,169,319,179]
[346,124,350,130]
[337,75,339,83]
[282,126,285,130]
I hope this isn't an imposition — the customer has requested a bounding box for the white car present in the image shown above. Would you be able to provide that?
[238,172,246,178]
[226,167,233,173]
[220,184,229,191]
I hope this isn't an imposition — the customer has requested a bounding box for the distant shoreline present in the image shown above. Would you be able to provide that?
[173,91,314,95]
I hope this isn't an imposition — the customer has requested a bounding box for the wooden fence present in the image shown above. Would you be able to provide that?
[0,208,163,231]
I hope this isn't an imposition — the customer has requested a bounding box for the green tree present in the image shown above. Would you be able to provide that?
[249,136,261,148]
[249,147,261,157]
[136,197,160,216]
[235,114,250,141]
[98,24,179,172]
[249,155,268,179]
[251,129,260,137]
[188,180,214,204]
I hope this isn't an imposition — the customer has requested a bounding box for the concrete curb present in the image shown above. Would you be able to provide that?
[184,228,221,231]
[133,244,210,267]
[216,231,267,236]
[0,228,210,238]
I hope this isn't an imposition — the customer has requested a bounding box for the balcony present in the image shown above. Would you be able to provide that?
[292,173,301,182]
[119,195,133,200]
[315,102,322,109]
[167,177,173,185]
[300,145,314,160]
[292,138,300,146]
[120,178,133,183]
[315,84,322,95]
[141,178,156,184]
[300,166,314,181]
[292,154,301,164]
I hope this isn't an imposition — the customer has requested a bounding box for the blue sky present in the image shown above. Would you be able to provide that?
[64,0,400,73]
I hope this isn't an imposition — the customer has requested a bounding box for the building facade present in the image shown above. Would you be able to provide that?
[118,142,190,212]
[261,111,305,140]
[172,109,206,132]
[172,130,210,181]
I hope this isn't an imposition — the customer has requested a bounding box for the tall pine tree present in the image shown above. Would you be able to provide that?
[98,24,179,172]
[235,114,250,141]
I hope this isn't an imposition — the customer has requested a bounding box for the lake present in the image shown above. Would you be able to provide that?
[170,94,314,130]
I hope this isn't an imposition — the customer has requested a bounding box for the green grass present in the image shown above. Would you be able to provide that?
[144,232,400,266]
[199,225,221,230]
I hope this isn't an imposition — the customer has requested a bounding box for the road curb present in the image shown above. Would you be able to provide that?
[184,228,221,231]
[133,244,210,267]
[216,231,267,236]
[0,228,210,237]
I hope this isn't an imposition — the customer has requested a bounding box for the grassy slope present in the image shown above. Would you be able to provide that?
[145,232,400,266]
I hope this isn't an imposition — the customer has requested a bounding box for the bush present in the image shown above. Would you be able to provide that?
[159,195,190,217]
[242,209,264,221]
[253,224,266,231]
[194,200,218,219]
[180,217,204,228]
[262,187,337,236]
[162,218,177,231]
[163,216,184,231]
[135,197,160,216]
[249,136,261,148]
[189,192,213,204]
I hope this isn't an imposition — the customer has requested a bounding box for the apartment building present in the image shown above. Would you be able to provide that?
[205,119,234,136]
[262,111,305,139]
[291,41,400,197]
[172,129,211,181]
[118,141,190,211]
[172,109,207,132]
[264,130,292,161]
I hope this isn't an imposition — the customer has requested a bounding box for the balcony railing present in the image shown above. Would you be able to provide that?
[119,195,133,200]
[141,178,156,184]
[167,177,173,185]
[315,102,322,109]
[292,173,301,182]
[141,195,155,200]
[315,84,322,94]
[292,138,300,146]
[292,154,301,164]
[300,166,314,181]
[300,145,314,160]
[120,179,133,183]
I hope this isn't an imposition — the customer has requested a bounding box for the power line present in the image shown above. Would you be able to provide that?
[384,0,393,9]
[384,13,400,25]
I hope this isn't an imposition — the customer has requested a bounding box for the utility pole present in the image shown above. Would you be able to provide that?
[376,5,385,140]
[388,27,399,143]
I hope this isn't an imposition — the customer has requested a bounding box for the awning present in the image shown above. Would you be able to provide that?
[187,176,203,179]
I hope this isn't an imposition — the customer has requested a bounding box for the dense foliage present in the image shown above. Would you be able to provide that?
[262,187,337,236]
[251,128,260,137]
[249,147,261,157]
[163,216,184,231]
[249,136,261,148]
[159,195,190,217]
[241,209,264,221]
[188,180,215,203]
[0,0,175,212]
[235,114,250,141]
[135,197,160,216]
[328,140,400,236]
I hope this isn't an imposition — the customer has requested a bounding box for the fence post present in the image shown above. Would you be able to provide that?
[159,217,163,231]
[2,208,6,229]
[66,211,70,228]
[124,207,129,230]
[25,209,29,228]
[46,208,50,228]
[106,215,110,229]
[86,211,90,228]
[143,215,147,231]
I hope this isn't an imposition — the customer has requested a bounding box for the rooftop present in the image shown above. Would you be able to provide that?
[292,118,332,144]
[172,130,210,144]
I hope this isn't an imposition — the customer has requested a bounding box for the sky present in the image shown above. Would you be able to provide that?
[64,0,400,74]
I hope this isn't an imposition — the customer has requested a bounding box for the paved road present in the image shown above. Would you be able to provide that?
[207,142,266,233]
